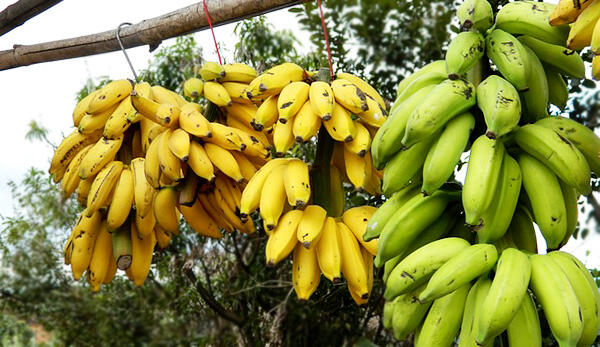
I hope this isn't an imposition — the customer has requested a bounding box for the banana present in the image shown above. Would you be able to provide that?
[282,159,310,207]
[337,221,369,298]
[78,135,123,180]
[73,90,98,126]
[559,180,579,248]
[519,35,585,79]
[357,96,386,128]
[78,103,119,134]
[198,193,233,232]
[222,82,252,104]
[272,117,296,156]
[259,165,287,231]
[329,165,345,218]
[183,77,204,98]
[277,81,310,123]
[506,292,542,347]
[545,68,569,111]
[462,135,505,226]
[371,85,436,168]
[456,0,493,31]
[136,207,155,239]
[265,209,302,266]
[395,71,446,105]
[131,91,179,127]
[150,85,185,106]
[226,103,256,128]
[222,63,257,83]
[445,31,485,78]
[458,276,493,347]
[416,284,470,347]
[402,79,475,147]
[395,60,446,97]
[87,79,133,114]
[231,151,256,182]
[316,217,342,282]
[49,129,102,175]
[391,285,432,341]
[187,141,215,182]
[521,45,550,122]
[485,29,530,92]
[60,144,92,199]
[200,61,225,81]
[292,100,321,143]
[70,210,102,279]
[203,143,243,183]
[129,222,156,286]
[87,221,112,291]
[239,158,289,220]
[178,173,199,207]
[330,78,368,114]
[375,190,459,267]
[475,153,521,243]
[477,75,521,139]
[252,95,279,131]
[167,128,190,162]
[157,129,184,182]
[179,103,211,137]
[385,237,470,300]
[180,199,222,238]
[515,123,591,195]
[593,17,600,54]
[86,161,123,216]
[154,225,172,249]
[495,2,570,46]
[204,81,232,107]
[549,251,600,347]
[292,242,320,301]
[107,167,134,230]
[296,205,327,248]
[476,248,531,345]
[153,187,180,234]
[350,247,374,306]
[549,0,594,25]
[323,102,356,142]
[337,72,385,109]
[422,112,474,195]
[342,206,377,255]
[383,134,435,196]
[536,116,600,176]
[567,0,600,50]
[418,244,498,302]
[76,175,94,205]
[344,144,370,190]
[205,123,244,151]
[131,158,154,218]
[103,96,138,139]
[251,63,306,98]
[529,254,583,347]
[344,121,370,157]
[143,132,162,189]
[507,205,537,253]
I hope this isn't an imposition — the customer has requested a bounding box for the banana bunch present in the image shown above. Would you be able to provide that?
[265,205,377,305]
[549,0,600,79]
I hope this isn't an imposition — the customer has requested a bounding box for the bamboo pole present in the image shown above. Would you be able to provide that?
[0,0,63,36]
[0,0,302,71]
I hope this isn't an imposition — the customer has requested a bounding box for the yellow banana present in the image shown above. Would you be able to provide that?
[331,78,368,114]
[157,129,184,182]
[283,159,311,207]
[151,85,186,106]
[79,135,123,179]
[86,161,123,216]
[292,100,321,143]
[60,144,92,199]
[70,210,102,280]
[292,242,321,301]
[49,129,102,175]
[252,94,279,131]
[337,72,386,110]
[199,61,225,81]
[76,175,94,206]
[129,82,152,124]
[87,79,133,114]
[78,103,119,134]
[180,199,222,238]
[227,103,256,128]
[73,90,98,126]
[88,221,112,291]
[222,82,252,104]
[309,81,334,120]
[167,128,190,162]
[240,158,290,220]
[131,91,180,127]
[323,103,356,142]
[549,0,594,25]
[345,121,371,157]
[131,158,154,217]
[358,96,386,128]
[342,206,378,255]
[278,81,310,123]
[250,63,306,98]
[266,210,303,266]
[205,123,245,151]
[260,165,287,231]
[231,151,257,182]
[344,144,369,190]
[129,222,157,286]
[337,221,369,299]
[297,205,327,248]
[567,0,600,50]
[107,167,134,230]
[198,193,233,232]
[204,143,244,182]
[153,187,180,234]
[204,81,232,107]
[103,248,117,284]
[273,118,296,157]
[103,96,138,139]
[183,77,204,98]
[179,103,211,137]
[136,208,156,239]
[316,217,342,282]
[222,63,257,83]
[187,141,215,182]
[143,131,162,189]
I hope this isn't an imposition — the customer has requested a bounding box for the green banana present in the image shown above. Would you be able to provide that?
[372,85,436,169]
[515,123,591,195]
[402,79,476,148]
[395,71,446,105]
[520,45,550,122]
[374,190,459,267]
[364,183,420,241]
[486,29,530,92]
[495,1,570,46]
[536,116,600,176]
[518,152,567,251]
[384,237,470,300]
[456,0,493,32]
[445,31,485,79]
[474,153,521,244]
[419,244,498,302]
[462,135,505,226]
[559,180,579,248]
[382,300,395,330]
[422,112,474,195]
[544,68,569,111]
[529,254,583,347]
[416,284,470,347]
[476,75,521,139]
[391,284,433,341]
[518,35,585,79]
[507,205,538,253]
[506,292,542,347]
[458,276,493,347]
[476,248,531,345]
[396,60,446,97]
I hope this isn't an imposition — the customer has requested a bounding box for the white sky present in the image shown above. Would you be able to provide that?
[0,0,598,267]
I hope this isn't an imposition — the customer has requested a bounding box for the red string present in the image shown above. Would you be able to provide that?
[317,0,334,80]
[203,0,223,65]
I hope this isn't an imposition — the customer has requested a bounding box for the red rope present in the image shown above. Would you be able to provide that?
[203,0,223,65]
[317,0,334,80]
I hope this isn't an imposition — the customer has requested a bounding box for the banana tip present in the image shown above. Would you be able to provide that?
[302,241,311,249]
[448,73,459,80]
[485,131,496,140]
[360,293,369,300]
[332,277,342,284]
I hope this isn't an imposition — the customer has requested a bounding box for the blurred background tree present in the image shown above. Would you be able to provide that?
[1,1,598,346]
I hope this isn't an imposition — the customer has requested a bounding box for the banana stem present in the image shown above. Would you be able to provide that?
[311,125,334,213]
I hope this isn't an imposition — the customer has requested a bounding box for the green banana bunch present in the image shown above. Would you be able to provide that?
[456,0,493,31]
[445,31,485,79]
[477,75,521,139]
[485,29,530,92]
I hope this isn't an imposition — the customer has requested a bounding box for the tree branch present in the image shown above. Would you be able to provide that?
[0,0,62,36]
[586,193,600,226]
[0,0,302,71]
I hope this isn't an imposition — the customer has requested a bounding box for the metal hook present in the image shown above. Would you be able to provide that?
[116,22,138,81]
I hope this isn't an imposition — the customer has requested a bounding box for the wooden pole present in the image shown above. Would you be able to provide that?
[0,0,302,71]
[0,0,63,36]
